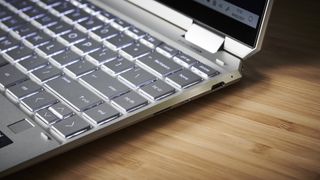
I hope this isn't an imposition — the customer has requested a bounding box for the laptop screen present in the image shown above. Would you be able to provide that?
[155,0,268,47]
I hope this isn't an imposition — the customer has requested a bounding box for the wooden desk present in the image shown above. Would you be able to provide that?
[6,0,320,179]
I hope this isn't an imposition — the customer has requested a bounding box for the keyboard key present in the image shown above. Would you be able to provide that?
[58,29,87,45]
[45,76,102,112]
[72,38,101,55]
[137,52,182,78]
[119,68,156,88]
[119,42,150,61]
[49,102,74,119]
[140,80,175,101]
[156,43,178,58]
[23,6,46,19]
[6,80,42,101]
[191,63,220,79]
[2,16,28,30]
[101,57,134,76]
[49,50,81,68]
[0,29,7,41]
[86,46,117,66]
[110,19,130,31]
[21,91,58,113]
[111,91,148,113]
[166,69,202,89]
[31,64,62,83]
[105,33,134,51]
[173,53,198,68]
[45,21,73,36]
[90,25,119,42]
[65,60,97,78]
[52,115,91,139]
[140,35,161,49]
[10,0,34,11]
[0,8,14,21]
[33,13,59,27]
[125,27,146,40]
[0,36,20,52]
[36,108,59,125]
[17,55,49,73]
[24,31,52,47]
[51,1,75,15]
[0,64,28,91]
[39,0,61,7]
[83,103,120,125]
[63,8,90,24]
[13,23,38,38]
[4,45,33,63]
[96,11,115,23]
[79,70,130,100]
[77,16,105,32]
[36,40,65,57]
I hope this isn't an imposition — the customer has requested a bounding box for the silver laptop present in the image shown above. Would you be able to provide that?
[0,0,273,177]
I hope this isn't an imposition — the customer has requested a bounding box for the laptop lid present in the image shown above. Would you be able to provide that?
[128,0,273,59]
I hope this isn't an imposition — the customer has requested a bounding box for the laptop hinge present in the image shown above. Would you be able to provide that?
[185,24,224,54]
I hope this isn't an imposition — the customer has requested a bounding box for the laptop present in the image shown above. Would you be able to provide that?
[0,0,273,177]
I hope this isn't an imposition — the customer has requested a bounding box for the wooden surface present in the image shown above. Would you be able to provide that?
[6,0,320,179]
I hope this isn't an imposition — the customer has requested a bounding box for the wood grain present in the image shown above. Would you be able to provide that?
[6,0,320,179]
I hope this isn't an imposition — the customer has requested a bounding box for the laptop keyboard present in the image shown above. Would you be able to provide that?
[0,0,220,140]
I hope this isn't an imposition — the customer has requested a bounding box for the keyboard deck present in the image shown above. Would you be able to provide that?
[0,0,220,140]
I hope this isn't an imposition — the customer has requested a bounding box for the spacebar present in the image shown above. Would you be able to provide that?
[45,76,102,112]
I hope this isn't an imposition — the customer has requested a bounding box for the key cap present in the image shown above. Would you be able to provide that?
[23,6,46,19]
[31,64,62,83]
[11,0,34,11]
[63,8,90,24]
[101,57,134,76]
[6,79,42,101]
[17,55,49,73]
[36,108,59,125]
[83,3,104,15]
[0,56,9,67]
[90,25,119,42]
[45,21,73,36]
[64,60,96,78]
[49,50,81,68]
[79,70,130,100]
[77,16,104,32]
[96,11,115,23]
[58,29,87,45]
[140,80,175,101]
[33,13,59,27]
[0,29,7,41]
[21,91,58,113]
[24,31,51,47]
[45,76,102,112]
[86,46,117,66]
[0,36,19,52]
[173,53,198,68]
[83,103,120,125]
[52,115,91,139]
[105,33,134,51]
[119,68,156,88]
[12,23,38,38]
[36,40,65,57]
[191,63,220,79]
[0,64,28,91]
[119,42,150,61]
[2,16,28,30]
[140,35,162,49]
[156,43,178,58]
[125,27,145,40]
[137,52,182,77]
[166,69,202,89]
[51,1,75,15]
[4,45,33,63]
[49,102,74,119]
[72,38,101,55]
[0,8,14,21]
[110,19,130,31]
[39,0,61,7]
[111,91,148,113]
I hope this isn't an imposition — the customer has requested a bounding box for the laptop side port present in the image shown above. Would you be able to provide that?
[211,82,225,92]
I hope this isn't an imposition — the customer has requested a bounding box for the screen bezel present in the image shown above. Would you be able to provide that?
[154,0,268,47]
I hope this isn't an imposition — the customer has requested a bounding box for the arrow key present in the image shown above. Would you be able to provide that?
[52,115,91,139]
[21,91,58,113]
[49,102,74,119]
[36,108,59,125]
